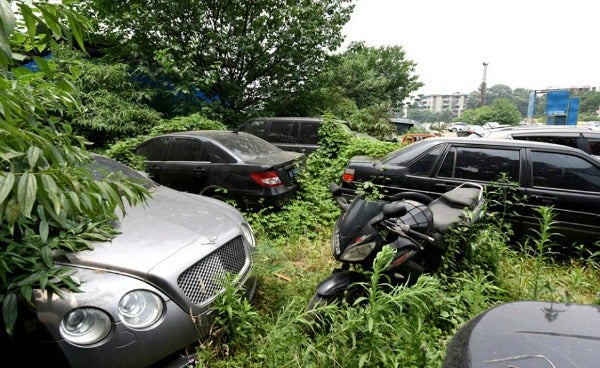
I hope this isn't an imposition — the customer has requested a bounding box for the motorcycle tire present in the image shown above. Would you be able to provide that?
[302,294,338,337]
[306,293,338,311]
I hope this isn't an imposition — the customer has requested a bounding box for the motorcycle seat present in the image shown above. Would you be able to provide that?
[429,187,481,233]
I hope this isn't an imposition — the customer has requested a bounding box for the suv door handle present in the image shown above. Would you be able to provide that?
[194,167,207,177]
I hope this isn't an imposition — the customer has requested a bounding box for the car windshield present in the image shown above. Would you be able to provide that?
[380,140,435,164]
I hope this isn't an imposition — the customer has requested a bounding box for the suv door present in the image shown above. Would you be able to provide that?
[297,121,320,153]
[265,120,299,152]
[526,149,600,246]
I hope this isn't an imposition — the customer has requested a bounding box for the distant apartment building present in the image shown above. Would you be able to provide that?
[418,93,469,117]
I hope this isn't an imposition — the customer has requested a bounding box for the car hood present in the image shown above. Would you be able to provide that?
[443,301,600,368]
[61,186,245,276]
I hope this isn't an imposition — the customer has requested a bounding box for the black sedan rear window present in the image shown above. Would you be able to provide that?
[209,132,282,161]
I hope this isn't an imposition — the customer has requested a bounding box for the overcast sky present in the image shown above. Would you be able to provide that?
[342,0,600,96]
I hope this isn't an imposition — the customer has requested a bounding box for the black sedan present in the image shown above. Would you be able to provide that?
[340,137,600,247]
[135,130,305,206]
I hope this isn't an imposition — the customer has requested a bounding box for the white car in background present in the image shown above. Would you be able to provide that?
[446,122,468,132]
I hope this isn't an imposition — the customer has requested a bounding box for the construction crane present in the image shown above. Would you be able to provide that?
[479,62,488,107]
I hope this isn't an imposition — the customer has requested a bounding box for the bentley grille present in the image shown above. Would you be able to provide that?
[177,236,249,305]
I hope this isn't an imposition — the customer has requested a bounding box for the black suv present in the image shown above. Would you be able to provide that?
[237,117,369,153]
[340,137,600,247]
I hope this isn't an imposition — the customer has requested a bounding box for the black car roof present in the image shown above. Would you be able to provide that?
[413,136,591,152]
[395,137,600,163]
[484,126,600,137]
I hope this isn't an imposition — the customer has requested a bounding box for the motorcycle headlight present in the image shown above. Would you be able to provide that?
[60,307,111,345]
[118,290,164,329]
[340,241,377,262]
[241,223,256,249]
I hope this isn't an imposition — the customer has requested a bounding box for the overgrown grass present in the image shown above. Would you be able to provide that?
[191,123,599,367]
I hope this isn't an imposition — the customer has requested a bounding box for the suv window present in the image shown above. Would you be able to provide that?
[267,120,297,143]
[438,146,520,182]
[587,137,600,156]
[531,151,600,191]
[519,135,579,149]
[240,120,269,139]
[299,121,319,144]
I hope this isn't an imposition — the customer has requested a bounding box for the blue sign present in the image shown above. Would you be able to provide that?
[545,90,570,116]
[567,97,580,125]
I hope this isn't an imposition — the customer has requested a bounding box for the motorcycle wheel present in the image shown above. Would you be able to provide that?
[302,293,344,337]
[306,293,338,311]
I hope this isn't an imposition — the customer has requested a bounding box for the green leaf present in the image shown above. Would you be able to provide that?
[39,219,49,243]
[27,146,41,169]
[0,172,15,204]
[41,174,61,215]
[17,172,37,218]
[4,197,20,224]
[2,293,17,335]
[67,12,85,52]
[41,246,53,268]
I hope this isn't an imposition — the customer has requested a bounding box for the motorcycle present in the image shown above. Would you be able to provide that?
[307,182,485,310]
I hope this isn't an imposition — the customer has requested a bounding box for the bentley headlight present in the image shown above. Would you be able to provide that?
[60,307,111,345]
[118,290,163,329]
[241,223,256,248]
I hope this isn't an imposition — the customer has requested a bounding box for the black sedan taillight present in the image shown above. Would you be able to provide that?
[250,171,283,187]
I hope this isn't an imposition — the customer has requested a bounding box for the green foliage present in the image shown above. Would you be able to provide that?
[456,97,521,125]
[148,113,226,135]
[71,90,163,148]
[1,1,149,335]
[525,206,559,299]
[317,41,423,110]
[407,107,454,125]
[348,102,396,140]
[84,0,354,126]
[103,113,227,168]
[51,49,164,148]
[574,90,600,118]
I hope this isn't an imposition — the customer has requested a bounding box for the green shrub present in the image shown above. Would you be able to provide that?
[102,113,227,168]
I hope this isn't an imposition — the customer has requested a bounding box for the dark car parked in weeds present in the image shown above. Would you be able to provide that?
[3,155,257,368]
[340,137,600,248]
[443,301,600,368]
[135,130,304,206]
[237,117,372,153]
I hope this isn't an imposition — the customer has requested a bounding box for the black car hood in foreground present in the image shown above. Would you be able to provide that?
[443,301,600,368]
[61,185,246,275]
